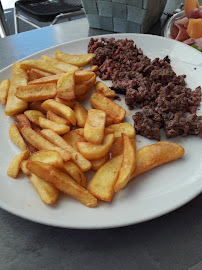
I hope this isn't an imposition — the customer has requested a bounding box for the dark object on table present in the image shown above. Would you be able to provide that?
[14,0,84,34]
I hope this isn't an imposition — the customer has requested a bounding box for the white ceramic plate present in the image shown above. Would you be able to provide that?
[0,34,202,229]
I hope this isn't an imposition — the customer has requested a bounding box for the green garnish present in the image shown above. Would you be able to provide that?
[191,45,202,52]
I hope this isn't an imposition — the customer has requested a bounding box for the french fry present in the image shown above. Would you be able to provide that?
[21,160,30,174]
[41,55,78,72]
[31,123,41,134]
[0,79,10,105]
[28,74,62,85]
[29,100,47,114]
[56,72,76,101]
[26,161,97,207]
[95,81,116,98]
[91,65,98,72]
[74,128,84,137]
[91,154,108,171]
[5,62,28,116]
[75,84,87,97]
[76,133,114,160]
[39,117,70,135]
[111,137,136,158]
[114,134,136,192]
[73,102,88,128]
[62,161,87,188]
[21,127,71,161]
[41,99,76,126]
[75,70,94,83]
[29,150,64,168]
[7,150,30,178]
[55,51,94,67]
[47,111,71,126]
[28,68,52,81]
[130,141,185,181]
[15,83,57,102]
[88,155,122,201]
[63,129,86,150]
[54,97,75,108]
[91,92,126,124]
[24,110,45,126]
[84,109,106,144]
[83,73,96,90]
[105,123,136,141]
[76,93,88,101]
[9,122,27,151]
[105,116,114,126]
[20,59,64,75]
[40,129,91,172]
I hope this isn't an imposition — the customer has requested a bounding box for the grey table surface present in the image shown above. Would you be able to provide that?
[0,0,202,269]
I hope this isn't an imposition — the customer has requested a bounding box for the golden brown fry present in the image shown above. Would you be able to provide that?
[62,161,87,188]
[114,134,136,192]
[75,70,94,83]
[75,84,87,96]
[7,150,30,178]
[28,74,62,85]
[95,81,116,98]
[91,154,108,171]
[130,141,185,181]
[91,92,126,124]
[111,137,136,158]
[29,100,47,114]
[88,155,122,201]
[63,129,86,150]
[17,113,31,128]
[21,160,29,174]
[20,59,63,75]
[28,68,52,81]
[9,122,27,151]
[74,128,84,137]
[24,110,45,126]
[105,116,114,126]
[0,79,10,105]
[76,93,88,101]
[41,99,76,126]
[5,62,28,116]
[73,102,88,128]
[57,72,76,101]
[76,133,114,160]
[40,129,91,172]
[27,161,97,207]
[54,97,75,108]
[47,111,71,126]
[29,150,64,168]
[91,65,98,72]
[83,73,96,90]
[84,109,106,144]
[15,83,57,102]
[39,117,70,135]
[55,51,94,67]
[41,55,78,72]
[105,123,136,141]
[21,127,71,161]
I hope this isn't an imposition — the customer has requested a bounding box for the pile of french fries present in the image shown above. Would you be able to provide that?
[0,50,185,208]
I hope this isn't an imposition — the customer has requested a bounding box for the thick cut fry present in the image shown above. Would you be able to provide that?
[21,160,30,174]
[114,134,136,192]
[15,83,57,102]
[76,133,114,160]
[9,123,27,151]
[62,161,87,188]
[95,81,116,98]
[40,129,91,172]
[73,102,88,128]
[91,154,108,171]
[105,116,114,126]
[91,92,126,124]
[28,173,59,205]
[75,70,94,83]
[29,100,47,114]
[29,150,64,168]
[7,150,30,178]
[91,65,98,72]
[130,141,185,181]
[41,55,78,72]
[28,68,52,81]
[111,137,136,158]
[28,74,62,85]
[54,97,75,108]
[24,110,45,126]
[0,79,10,105]
[83,73,96,90]
[27,161,97,207]
[39,117,70,135]
[55,51,94,67]
[20,60,64,75]
[88,155,122,201]
[84,109,106,144]
[5,62,28,116]
[74,128,84,137]
[63,130,86,150]
[21,127,71,161]
[105,123,136,141]
[41,99,76,126]
[57,72,75,101]
[75,84,87,96]
[47,111,71,126]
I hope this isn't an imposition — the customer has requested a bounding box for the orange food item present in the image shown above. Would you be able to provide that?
[187,18,202,39]
[184,0,199,14]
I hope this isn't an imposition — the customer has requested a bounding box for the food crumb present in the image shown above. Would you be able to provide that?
[113,95,121,101]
